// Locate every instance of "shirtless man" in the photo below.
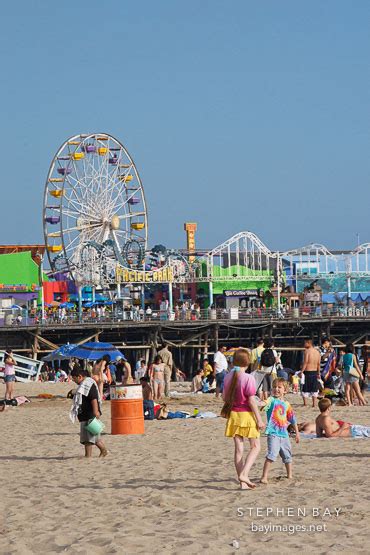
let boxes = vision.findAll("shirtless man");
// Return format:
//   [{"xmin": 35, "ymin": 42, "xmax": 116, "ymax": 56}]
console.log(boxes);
[
  {"xmin": 123, "ymin": 360, "xmax": 133, "ymax": 385},
  {"xmin": 140, "ymin": 376, "xmax": 153, "ymax": 400},
  {"xmin": 301, "ymin": 339, "xmax": 321, "ymax": 407},
  {"xmin": 316, "ymin": 398, "xmax": 370, "ymax": 438}
]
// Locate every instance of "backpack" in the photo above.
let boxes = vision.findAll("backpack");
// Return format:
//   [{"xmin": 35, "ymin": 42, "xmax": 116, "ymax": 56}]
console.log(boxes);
[{"xmin": 260, "ymin": 348, "xmax": 275, "ymax": 368}]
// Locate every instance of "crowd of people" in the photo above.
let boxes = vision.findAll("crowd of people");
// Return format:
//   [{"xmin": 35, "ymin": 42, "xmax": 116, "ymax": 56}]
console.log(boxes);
[{"xmin": 2, "ymin": 336, "xmax": 369, "ymax": 472}]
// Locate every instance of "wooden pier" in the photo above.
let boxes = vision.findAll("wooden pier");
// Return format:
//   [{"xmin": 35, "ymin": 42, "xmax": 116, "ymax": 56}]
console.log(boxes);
[{"xmin": 0, "ymin": 315, "xmax": 369, "ymax": 376}]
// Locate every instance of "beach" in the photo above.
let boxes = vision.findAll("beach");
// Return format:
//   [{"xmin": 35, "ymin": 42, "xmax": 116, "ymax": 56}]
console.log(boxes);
[{"xmin": 0, "ymin": 383, "xmax": 369, "ymax": 554}]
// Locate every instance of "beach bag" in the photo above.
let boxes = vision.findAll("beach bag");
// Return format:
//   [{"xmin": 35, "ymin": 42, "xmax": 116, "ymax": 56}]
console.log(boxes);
[
  {"xmin": 348, "ymin": 354, "xmax": 361, "ymax": 379},
  {"xmin": 260, "ymin": 348, "xmax": 275, "ymax": 368},
  {"xmin": 349, "ymin": 367, "xmax": 361, "ymax": 379}
]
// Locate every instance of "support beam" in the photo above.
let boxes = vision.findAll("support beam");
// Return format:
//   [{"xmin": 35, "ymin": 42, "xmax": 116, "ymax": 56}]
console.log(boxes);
[{"xmin": 27, "ymin": 332, "xmax": 59, "ymax": 350}]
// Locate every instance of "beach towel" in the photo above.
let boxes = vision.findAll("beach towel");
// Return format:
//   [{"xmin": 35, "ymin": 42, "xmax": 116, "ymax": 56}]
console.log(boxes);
[
  {"xmin": 69, "ymin": 377, "xmax": 102, "ymax": 423},
  {"xmin": 195, "ymin": 411, "xmax": 218, "ymax": 418},
  {"xmin": 15, "ymin": 396, "xmax": 30, "ymax": 405}
]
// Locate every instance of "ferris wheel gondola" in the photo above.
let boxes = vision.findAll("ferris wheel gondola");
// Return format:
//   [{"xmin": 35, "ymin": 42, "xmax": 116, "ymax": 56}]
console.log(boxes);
[{"xmin": 43, "ymin": 133, "xmax": 148, "ymax": 284}]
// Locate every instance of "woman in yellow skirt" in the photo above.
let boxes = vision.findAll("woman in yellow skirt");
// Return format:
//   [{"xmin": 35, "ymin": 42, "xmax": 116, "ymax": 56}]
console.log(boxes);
[{"xmin": 222, "ymin": 348, "xmax": 265, "ymax": 489}]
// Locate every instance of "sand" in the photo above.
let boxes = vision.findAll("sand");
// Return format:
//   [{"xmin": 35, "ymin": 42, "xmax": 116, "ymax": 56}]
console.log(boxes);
[{"xmin": 0, "ymin": 382, "xmax": 369, "ymax": 554}]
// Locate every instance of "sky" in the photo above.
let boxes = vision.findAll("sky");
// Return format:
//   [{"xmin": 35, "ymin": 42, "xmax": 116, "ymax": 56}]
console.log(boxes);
[{"xmin": 1, "ymin": 0, "xmax": 369, "ymax": 253}]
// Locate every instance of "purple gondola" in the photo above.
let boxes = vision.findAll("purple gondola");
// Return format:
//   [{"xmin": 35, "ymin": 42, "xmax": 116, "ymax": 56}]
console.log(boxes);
[
  {"xmin": 128, "ymin": 197, "xmax": 140, "ymax": 205},
  {"xmin": 57, "ymin": 167, "xmax": 72, "ymax": 175},
  {"xmin": 81, "ymin": 144, "xmax": 96, "ymax": 153},
  {"xmin": 45, "ymin": 216, "xmax": 60, "ymax": 224},
  {"xmin": 109, "ymin": 156, "xmax": 118, "ymax": 165}
]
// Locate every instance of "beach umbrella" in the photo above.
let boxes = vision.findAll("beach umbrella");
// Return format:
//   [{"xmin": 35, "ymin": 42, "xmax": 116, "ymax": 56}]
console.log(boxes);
[
  {"xmin": 69, "ymin": 342, "xmax": 125, "ymax": 361},
  {"xmin": 42, "ymin": 343, "xmax": 77, "ymax": 361}
]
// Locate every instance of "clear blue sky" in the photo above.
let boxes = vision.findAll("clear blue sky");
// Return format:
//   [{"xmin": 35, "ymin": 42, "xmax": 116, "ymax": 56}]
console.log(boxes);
[{"xmin": 1, "ymin": 0, "xmax": 369, "ymax": 252}]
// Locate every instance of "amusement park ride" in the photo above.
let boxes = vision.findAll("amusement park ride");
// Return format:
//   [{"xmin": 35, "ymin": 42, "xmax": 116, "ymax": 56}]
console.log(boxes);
[{"xmin": 43, "ymin": 132, "xmax": 370, "ymax": 311}]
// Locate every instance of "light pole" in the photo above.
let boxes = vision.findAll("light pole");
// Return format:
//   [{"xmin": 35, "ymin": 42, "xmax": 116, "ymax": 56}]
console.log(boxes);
[
  {"xmin": 38, "ymin": 252, "xmax": 46, "ymax": 322},
  {"xmin": 277, "ymin": 251, "xmax": 281, "ymax": 316}
]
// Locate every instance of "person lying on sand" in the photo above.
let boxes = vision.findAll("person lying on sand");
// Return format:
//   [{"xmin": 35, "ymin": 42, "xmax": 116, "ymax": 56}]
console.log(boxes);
[
  {"xmin": 288, "ymin": 419, "xmax": 350, "ymax": 435},
  {"xmin": 316, "ymin": 398, "xmax": 370, "ymax": 438}
]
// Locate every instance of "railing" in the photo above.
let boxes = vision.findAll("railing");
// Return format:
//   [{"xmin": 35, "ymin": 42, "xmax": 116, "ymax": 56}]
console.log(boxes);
[{"xmin": 1, "ymin": 305, "xmax": 369, "ymax": 328}]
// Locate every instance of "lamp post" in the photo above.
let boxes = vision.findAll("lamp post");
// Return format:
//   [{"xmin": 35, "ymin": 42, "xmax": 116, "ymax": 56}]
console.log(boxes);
[
  {"xmin": 277, "ymin": 252, "xmax": 281, "ymax": 316},
  {"xmin": 37, "ymin": 252, "xmax": 46, "ymax": 322}
]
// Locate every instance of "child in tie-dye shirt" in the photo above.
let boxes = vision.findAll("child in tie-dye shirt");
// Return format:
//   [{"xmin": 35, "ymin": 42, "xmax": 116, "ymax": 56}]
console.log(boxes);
[{"xmin": 260, "ymin": 378, "xmax": 299, "ymax": 483}]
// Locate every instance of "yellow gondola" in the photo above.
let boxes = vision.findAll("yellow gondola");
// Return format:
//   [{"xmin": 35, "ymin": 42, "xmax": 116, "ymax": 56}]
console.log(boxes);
[
  {"xmin": 49, "ymin": 178, "xmax": 64, "ymax": 183},
  {"xmin": 50, "ymin": 189, "xmax": 64, "ymax": 198},
  {"xmin": 119, "ymin": 174, "xmax": 133, "ymax": 181},
  {"xmin": 131, "ymin": 222, "xmax": 145, "ymax": 230},
  {"xmin": 47, "ymin": 245, "xmax": 63, "ymax": 253},
  {"xmin": 73, "ymin": 152, "xmax": 85, "ymax": 160},
  {"xmin": 98, "ymin": 147, "xmax": 108, "ymax": 155}
]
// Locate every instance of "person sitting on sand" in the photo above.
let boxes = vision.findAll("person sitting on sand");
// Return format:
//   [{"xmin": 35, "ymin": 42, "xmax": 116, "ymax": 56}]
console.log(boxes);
[
  {"xmin": 140, "ymin": 376, "xmax": 153, "ymax": 400},
  {"xmin": 260, "ymin": 378, "xmax": 299, "ymax": 484},
  {"xmin": 191, "ymin": 369, "xmax": 204, "ymax": 393},
  {"xmin": 202, "ymin": 358, "xmax": 213, "ymax": 378},
  {"xmin": 140, "ymin": 376, "xmax": 155, "ymax": 420},
  {"xmin": 222, "ymin": 348, "xmax": 265, "ymax": 490},
  {"xmin": 316, "ymin": 398, "xmax": 370, "ymax": 438},
  {"xmin": 175, "ymin": 368, "xmax": 186, "ymax": 382}
]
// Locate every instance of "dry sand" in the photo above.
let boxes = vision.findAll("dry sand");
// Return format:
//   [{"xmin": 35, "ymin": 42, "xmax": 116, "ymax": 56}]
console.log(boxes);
[{"xmin": 0, "ymin": 381, "xmax": 369, "ymax": 554}]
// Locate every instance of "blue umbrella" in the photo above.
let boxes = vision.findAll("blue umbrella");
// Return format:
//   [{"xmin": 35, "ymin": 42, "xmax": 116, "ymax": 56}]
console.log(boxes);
[
  {"xmin": 42, "ymin": 343, "xmax": 77, "ymax": 361},
  {"xmin": 69, "ymin": 342, "xmax": 125, "ymax": 361},
  {"xmin": 60, "ymin": 302, "xmax": 75, "ymax": 308}
]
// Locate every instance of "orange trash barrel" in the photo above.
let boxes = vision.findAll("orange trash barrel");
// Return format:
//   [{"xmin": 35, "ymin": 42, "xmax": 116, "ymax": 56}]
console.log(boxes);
[{"xmin": 110, "ymin": 384, "xmax": 144, "ymax": 435}]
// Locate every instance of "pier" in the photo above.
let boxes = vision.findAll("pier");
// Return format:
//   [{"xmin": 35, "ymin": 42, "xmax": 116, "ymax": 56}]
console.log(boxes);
[{"xmin": 1, "ymin": 313, "xmax": 369, "ymax": 376}]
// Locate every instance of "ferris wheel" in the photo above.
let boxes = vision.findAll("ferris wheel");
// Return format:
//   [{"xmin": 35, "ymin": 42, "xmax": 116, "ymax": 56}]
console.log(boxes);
[{"xmin": 43, "ymin": 133, "xmax": 148, "ymax": 284}]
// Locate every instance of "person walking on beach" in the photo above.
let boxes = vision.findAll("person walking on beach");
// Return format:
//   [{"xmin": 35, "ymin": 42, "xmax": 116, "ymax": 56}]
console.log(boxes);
[
  {"xmin": 342, "ymin": 344, "xmax": 366, "ymax": 406},
  {"xmin": 3, "ymin": 349, "xmax": 16, "ymax": 400},
  {"xmin": 256, "ymin": 338, "xmax": 279, "ymax": 400},
  {"xmin": 301, "ymin": 339, "xmax": 321, "ymax": 407},
  {"xmin": 70, "ymin": 366, "xmax": 108, "ymax": 458},
  {"xmin": 92, "ymin": 355, "xmax": 110, "ymax": 399},
  {"xmin": 250, "ymin": 338, "xmax": 264, "ymax": 372},
  {"xmin": 213, "ymin": 345, "xmax": 228, "ymax": 398},
  {"xmin": 260, "ymin": 378, "xmax": 299, "ymax": 484},
  {"xmin": 222, "ymin": 348, "xmax": 265, "ymax": 490},
  {"xmin": 158, "ymin": 344, "xmax": 173, "ymax": 397}
]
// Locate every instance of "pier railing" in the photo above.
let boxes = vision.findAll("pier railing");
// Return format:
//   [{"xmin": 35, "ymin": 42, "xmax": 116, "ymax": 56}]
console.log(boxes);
[{"xmin": 3, "ymin": 305, "xmax": 369, "ymax": 327}]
